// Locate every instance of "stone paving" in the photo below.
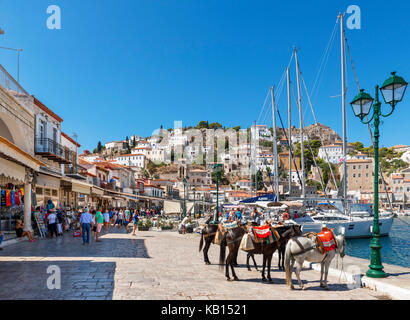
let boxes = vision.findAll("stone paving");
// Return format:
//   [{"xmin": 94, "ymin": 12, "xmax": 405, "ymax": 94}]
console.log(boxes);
[{"xmin": 0, "ymin": 227, "xmax": 386, "ymax": 300}]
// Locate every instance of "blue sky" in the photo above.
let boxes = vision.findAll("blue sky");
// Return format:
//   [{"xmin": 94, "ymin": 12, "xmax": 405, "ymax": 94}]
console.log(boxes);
[{"xmin": 0, "ymin": 0, "xmax": 409, "ymax": 152}]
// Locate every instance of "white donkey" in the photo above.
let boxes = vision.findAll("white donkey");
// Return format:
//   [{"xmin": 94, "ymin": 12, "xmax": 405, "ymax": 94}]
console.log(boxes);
[{"xmin": 284, "ymin": 229, "xmax": 346, "ymax": 290}]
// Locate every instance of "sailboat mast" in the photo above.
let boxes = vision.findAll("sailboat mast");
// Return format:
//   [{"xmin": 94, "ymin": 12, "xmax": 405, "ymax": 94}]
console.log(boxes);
[
  {"xmin": 295, "ymin": 48, "xmax": 305, "ymax": 198},
  {"xmin": 340, "ymin": 13, "xmax": 348, "ymax": 215},
  {"xmin": 287, "ymin": 67, "xmax": 292, "ymax": 197},
  {"xmin": 271, "ymin": 86, "xmax": 280, "ymax": 201}
]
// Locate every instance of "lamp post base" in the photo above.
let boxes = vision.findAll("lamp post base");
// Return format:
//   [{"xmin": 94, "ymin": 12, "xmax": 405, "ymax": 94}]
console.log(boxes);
[{"xmin": 366, "ymin": 268, "xmax": 387, "ymax": 278}]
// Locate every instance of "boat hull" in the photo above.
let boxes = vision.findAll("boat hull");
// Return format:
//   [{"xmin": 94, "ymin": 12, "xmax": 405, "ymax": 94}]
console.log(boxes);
[{"xmin": 297, "ymin": 216, "xmax": 394, "ymax": 239}]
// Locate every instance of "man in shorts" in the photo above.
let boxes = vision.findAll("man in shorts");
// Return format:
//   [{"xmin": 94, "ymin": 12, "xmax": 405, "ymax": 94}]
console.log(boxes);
[{"xmin": 95, "ymin": 208, "xmax": 104, "ymax": 242}]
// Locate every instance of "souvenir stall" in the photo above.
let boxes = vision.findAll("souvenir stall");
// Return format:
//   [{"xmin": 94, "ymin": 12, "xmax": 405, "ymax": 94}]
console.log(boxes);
[{"xmin": 0, "ymin": 175, "xmax": 25, "ymax": 234}]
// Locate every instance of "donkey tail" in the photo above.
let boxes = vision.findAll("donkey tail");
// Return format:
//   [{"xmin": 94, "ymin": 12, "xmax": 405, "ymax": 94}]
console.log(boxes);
[
  {"xmin": 284, "ymin": 240, "xmax": 293, "ymax": 287},
  {"xmin": 219, "ymin": 233, "xmax": 227, "ymax": 270},
  {"xmin": 199, "ymin": 228, "xmax": 205, "ymax": 252}
]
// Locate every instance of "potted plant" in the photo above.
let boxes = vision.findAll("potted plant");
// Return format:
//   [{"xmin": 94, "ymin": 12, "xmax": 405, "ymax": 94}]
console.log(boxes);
[
  {"xmin": 138, "ymin": 218, "xmax": 152, "ymax": 231},
  {"xmin": 160, "ymin": 220, "xmax": 174, "ymax": 231}
]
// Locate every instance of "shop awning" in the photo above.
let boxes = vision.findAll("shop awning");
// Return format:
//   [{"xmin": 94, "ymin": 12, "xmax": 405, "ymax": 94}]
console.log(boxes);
[
  {"xmin": 0, "ymin": 136, "xmax": 43, "ymax": 172},
  {"xmin": 72, "ymin": 182, "xmax": 91, "ymax": 195},
  {"xmin": 0, "ymin": 136, "xmax": 44, "ymax": 183},
  {"xmin": 91, "ymin": 187, "xmax": 104, "ymax": 196},
  {"xmin": 0, "ymin": 157, "xmax": 25, "ymax": 184}
]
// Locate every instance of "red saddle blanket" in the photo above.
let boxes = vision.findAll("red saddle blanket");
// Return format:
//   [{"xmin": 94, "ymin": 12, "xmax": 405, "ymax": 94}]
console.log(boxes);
[
  {"xmin": 253, "ymin": 224, "xmax": 271, "ymax": 239},
  {"xmin": 317, "ymin": 230, "xmax": 336, "ymax": 252}
]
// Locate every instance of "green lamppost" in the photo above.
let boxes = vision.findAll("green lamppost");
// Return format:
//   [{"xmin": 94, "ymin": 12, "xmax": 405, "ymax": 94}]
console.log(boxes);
[
  {"xmin": 213, "ymin": 164, "xmax": 222, "ymax": 223},
  {"xmin": 350, "ymin": 72, "xmax": 407, "ymax": 278},
  {"xmin": 182, "ymin": 177, "xmax": 187, "ymax": 218},
  {"xmin": 192, "ymin": 187, "xmax": 196, "ymax": 218}
]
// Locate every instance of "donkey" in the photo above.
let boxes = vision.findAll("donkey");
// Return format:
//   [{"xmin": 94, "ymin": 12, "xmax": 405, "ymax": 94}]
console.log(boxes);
[
  {"xmin": 245, "ymin": 224, "xmax": 302, "ymax": 282},
  {"xmin": 199, "ymin": 218, "xmax": 240, "ymax": 266},
  {"xmin": 284, "ymin": 232, "xmax": 346, "ymax": 290},
  {"xmin": 218, "ymin": 225, "xmax": 247, "ymax": 281}
]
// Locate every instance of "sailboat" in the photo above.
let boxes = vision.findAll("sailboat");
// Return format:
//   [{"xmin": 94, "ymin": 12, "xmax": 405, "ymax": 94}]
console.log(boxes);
[{"xmin": 270, "ymin": 12, "xmax": 395, "ymax": 238}]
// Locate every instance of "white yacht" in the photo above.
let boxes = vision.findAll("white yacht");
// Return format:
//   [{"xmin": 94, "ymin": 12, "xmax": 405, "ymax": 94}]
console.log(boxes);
[{"xmin": 284, "ymin": 202, "xmax": 394, "ymax": 238}]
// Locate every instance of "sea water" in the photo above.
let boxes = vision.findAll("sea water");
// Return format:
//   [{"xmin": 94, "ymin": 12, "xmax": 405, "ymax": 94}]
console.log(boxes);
[{"xmin": 345, "ymin": 216, "xmax": 410, "ymax": 268}]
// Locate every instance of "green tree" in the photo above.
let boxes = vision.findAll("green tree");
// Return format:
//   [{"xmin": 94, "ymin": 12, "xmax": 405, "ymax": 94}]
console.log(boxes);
[
  {"xmin": 212, "ymin": 167, "xmax": 229, "ymax": 185},
  {"xmin": 209, "ymin": 122, "xmax": 222, "ymax": 130},
  {"xmin": 295, "ymin": 140, "xmax": 321, "ymax": 173},
  {"xmin": 97, "ymin": 141, "xmax": 103, "ymax": 153},
  {"xmin": 251, "ymin": 170, "xmax": 264, "ymax": 191},
  {"xmin": 351, "ymin": 141, "xmax": 364, "ymax": 152},
  {"xmin": 197, "ymin": 121, "xmax": 209, "ymax": 129}
]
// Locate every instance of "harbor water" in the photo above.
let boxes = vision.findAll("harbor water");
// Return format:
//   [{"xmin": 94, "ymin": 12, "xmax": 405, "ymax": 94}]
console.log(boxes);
[{"xmin": 345, "ymin": 216, "xmax": 410, "ymax": 268}]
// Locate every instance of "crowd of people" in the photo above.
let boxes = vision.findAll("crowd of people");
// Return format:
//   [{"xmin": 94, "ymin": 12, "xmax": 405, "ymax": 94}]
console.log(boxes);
[{"xmin": 10, "ymin": 205, "xmax": 165, "ymax": 245}]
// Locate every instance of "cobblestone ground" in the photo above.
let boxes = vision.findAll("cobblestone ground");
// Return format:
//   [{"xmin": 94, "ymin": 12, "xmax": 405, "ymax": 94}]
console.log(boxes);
[{"xmin": 0, "ymin": 227, "xmax": 384, "ymax": 300}]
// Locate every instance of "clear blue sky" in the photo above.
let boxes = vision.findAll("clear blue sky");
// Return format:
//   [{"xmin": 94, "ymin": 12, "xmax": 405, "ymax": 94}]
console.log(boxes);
[{"xmin": 1, "ymin": 0, "xmax": 409, "ymax": 152}]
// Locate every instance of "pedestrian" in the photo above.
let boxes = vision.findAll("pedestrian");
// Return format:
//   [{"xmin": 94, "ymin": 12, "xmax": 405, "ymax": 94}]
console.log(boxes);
[
  {"xmin": 236, "ymin": 208, "xmax": 243, "ymax": 222},
  {"xmin": 79, "ymin": 208, "xmax": 93, "ymax": 245},
  {"xmin": 132, "ymin": 209, "xmax": 139, "ymax": 236},
  {"xmin": 91, "ymin": 210, "xmax": 97, "ymax": 236},
  {"xmin": 56, "ymin": 210, "xmax": 64, "ymax": 236},
  {"xmin": 95, "ymin": 208, "xmax": 104, "ymax": 242},
  {"xmin": 118, "ymin": 209, "xmax": 124, "ymax": 227},
  {"xmin": 124, "ymin": 207, "xmax": 131, "ymax": 232},
  {"xmin": 103, "ymin": 208, "xmax": 110, "ymax": 232},
  {"xmin": 47, "ymin": 209, "xmax": 58, "ymax": 238},
  {"xmin": 111, "ymin": 210, "xmax": 118, "ymax": 227}
]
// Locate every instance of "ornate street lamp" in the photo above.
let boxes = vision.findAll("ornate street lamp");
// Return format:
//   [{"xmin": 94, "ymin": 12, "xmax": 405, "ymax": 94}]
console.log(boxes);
[
  {"xmin": 213, "ymin": 164, "xmax": 223, "ymax": 223},
  {"xmin": 350, "ymin": 72, "xmax": 407, "ymax": 278},
  {"xmin": 192, "ymin": 186, "xmax": 196, "ymax": 218},
  {"xmin": 182, "ymin": 177, "xmax": 187, "ymax": 218}
]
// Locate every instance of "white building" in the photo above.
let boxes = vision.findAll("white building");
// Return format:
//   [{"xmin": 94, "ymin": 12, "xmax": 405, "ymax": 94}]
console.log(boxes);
[
  {"xmin": 318, "ymin": 144, "xmax": 344, "ymax": 164},
  {"xmin": 401, "ymin": 151, "xmax": 410, "ymax": 164},
  {"xmin": 251, "ymin": 124, "xmax": 271, "ymax": 141},
  {"xmin": 115, "ymin": 153, "xmax": 146, "ymax": 168},
  {"xmin": 105, "ymin": 140, "xmax": 125, "ymax": 151}
]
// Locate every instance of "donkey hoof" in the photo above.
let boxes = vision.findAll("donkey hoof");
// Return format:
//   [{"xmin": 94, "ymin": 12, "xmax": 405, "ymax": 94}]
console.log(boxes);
[
  {"xmin": 233, "ymin": 277, "xmax": 239, "ymax": 281},
  {"xmin": 262, "ymin": 278, "xmax": 267, "ymax": 282},
  {"xmin": 302, "ymin": 286, "xmax": 307, "ymax": 291},
  {"xmin": 205, "ymin": 262, "xmax": 211, "ymax": 265},
  {"xmin": 247, "ymin": 268, "xmax": 251, "ymax": 271},
  {"xmin": 290, "ymin": 285, "xmax": 295, "ymax": 290},
  {"xmin": 233, "ymin": 264, "xmax": 239, "ymax": 267}
]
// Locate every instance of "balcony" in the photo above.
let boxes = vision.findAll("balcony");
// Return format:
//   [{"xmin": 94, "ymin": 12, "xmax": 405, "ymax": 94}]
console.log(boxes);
[
  {"xmin": 35, "ymin": 137, "xmax": 73, "ymax": 164},
  {"xmin": 65, "ymin": 164, "xmax": 87, "ymax": 180}
]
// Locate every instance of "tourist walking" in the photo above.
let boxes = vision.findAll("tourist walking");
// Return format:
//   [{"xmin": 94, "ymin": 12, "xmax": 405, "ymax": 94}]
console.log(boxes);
[
  {"xmin": 80, "ymin": 208, "xmax": 93, "ymax": 245},
  {"xmin": 111, "ymin": 210, "xmax": 118, "ymax": 227},
  {"xmin": 118, "ymin": 209, "xmax": 124, "ymax": 227},
  {"xmin": 56, "ymin": 210, "xmax": 64, "ymax": 236},
  {"xmin": 47, "ymin": 209, "xmax": 58, "ymax": 238},
  {"xmin": 91, "ymin": 210, "xmax": 97, "ymax": 237},
  {"xmin": 103, "ymin": 209, "xmax": 110, "ymax": 232},
  {"xmin": 95, "ymin": 208, "xmax": 104, "ymax": 242},
  {"xmin": 132, "ymin": 209, "xmax": 139, "ymax": 236},
  {"xmin": 124, "ymin": 207, "xmax": 130, "ymax": 232}
]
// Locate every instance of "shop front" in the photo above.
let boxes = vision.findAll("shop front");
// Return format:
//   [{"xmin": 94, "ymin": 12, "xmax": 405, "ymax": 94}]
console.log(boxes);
[
  {"xmin": 60, "ymin": 177, "xmax": 92, "ymax": 210},
  {"xmin": 35, "ymin": 172, "xmax": 61, "ymax": 209},
  {"xmin": 0, "ymin": 136, "xmax": 43, "ymax": 235}
]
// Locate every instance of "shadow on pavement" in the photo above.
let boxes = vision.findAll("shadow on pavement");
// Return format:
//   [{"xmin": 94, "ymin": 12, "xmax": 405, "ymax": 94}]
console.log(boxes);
[
  {"xmin": 0, "ymin": 230, "xmax": 150, "ymax": 259},
  {"xmin": 0, "ymin": 260, "xmax": 116, "ymax": 300}
]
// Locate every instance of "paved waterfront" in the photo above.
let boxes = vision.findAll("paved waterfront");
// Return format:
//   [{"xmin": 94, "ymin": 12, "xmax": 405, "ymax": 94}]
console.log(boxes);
[{"xmin": 0, "ymin": 228, "xmax": 386, "ymax": 300}]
